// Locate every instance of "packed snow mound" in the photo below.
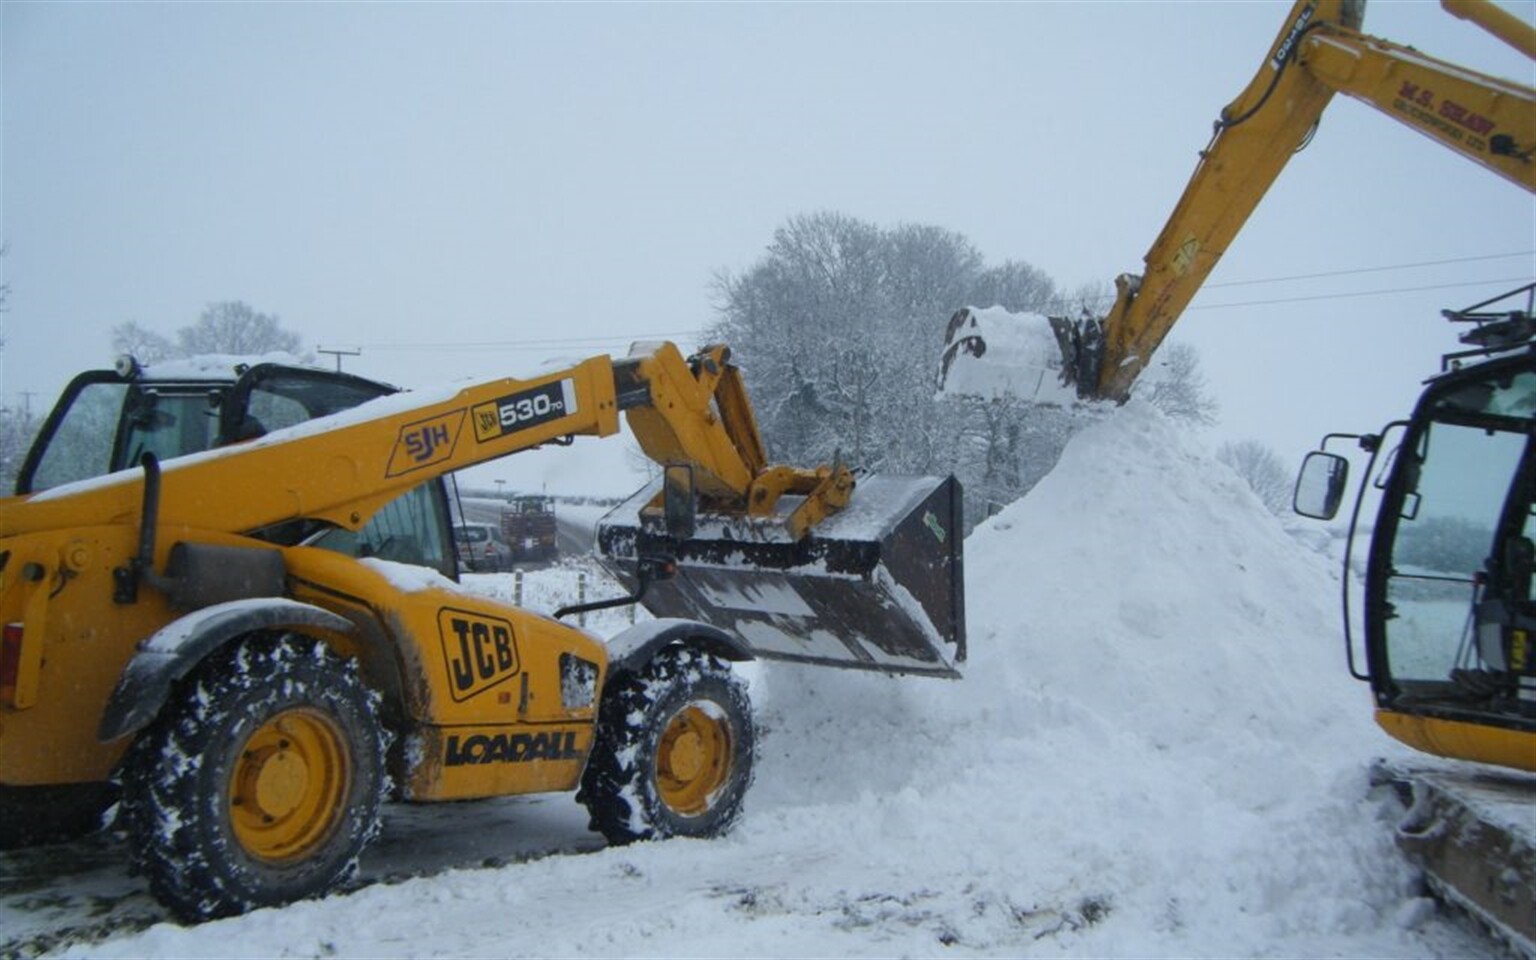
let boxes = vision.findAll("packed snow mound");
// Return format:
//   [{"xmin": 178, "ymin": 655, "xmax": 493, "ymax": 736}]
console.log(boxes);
[
  {"xmin": 62, "ymin": 404, "xmax": 1476, "ymax": 959},
  {"xmin": 744, "ymin": 401, "xmax": 1435, "ymax": 955},
  {"xmin": 961, "ymin": 399, "xmax": 1355, "ymax": 758}
]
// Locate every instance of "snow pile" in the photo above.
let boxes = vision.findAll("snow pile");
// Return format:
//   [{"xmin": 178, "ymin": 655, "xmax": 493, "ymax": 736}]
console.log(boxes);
[
  {"xmin": 59, "ymin": 403, "xmax": 1479, "ymax": 958},
  {"xmin": 743, "ymin": 401, "xmax": 1434, "ymax": 955}
]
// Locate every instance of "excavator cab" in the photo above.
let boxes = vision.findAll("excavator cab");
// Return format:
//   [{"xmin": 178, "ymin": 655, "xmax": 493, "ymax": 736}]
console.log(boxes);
[
  {"xmin": 1297, "ymin": 285, "xmax": 1536, "ymax": 773},
  {"xmin": 1368, "ymin": 356, "xmax": 1536, "ymax": 748},
  {"xmin": 1298, "ymin": 311, "xmax": 1536, "ymax": 948}
]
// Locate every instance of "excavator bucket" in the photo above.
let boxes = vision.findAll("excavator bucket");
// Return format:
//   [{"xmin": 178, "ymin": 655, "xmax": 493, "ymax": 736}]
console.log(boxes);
[
  {"xmin": 938, "ymin": 306, "xmax": 1088, "ymax": 404},
  {"xmin": 596, "ymin": 474, "xmax": 965, "ymax": 678}
]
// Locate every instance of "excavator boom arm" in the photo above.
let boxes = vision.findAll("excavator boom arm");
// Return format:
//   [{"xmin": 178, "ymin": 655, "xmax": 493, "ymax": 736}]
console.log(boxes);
[
  {"xmin": 1063, "ymin": 0, "xmax": 1534, "ymax": 402},
  {"xmin": 1088, "ymin": 0, "xmax": 1361, "ymax": 401},
  {"xmin": 1304, "ymin": 10, "xmax": 1536, "ymax": 193}
]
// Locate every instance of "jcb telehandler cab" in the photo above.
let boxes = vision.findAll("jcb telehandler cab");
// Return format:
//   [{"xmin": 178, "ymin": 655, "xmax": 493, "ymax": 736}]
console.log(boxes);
[{"xmin": 1296, "ymin": 284, "xmax": 1536, "ymax": 773}]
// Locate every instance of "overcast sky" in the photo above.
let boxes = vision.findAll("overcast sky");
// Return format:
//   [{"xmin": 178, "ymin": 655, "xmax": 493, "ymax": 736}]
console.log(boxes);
[{"xmin": 3, "ymin": 0, "xmax": 1533, "ymax": 493}]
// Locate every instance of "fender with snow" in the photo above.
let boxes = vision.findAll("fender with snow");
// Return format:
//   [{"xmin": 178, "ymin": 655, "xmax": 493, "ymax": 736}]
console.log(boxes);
[
  {"xmin": 603, "ymin": 617, "xmax": 753, "ymax": 680},
  {"xmin": 97, "ymin": 598, "xmax": 355, "ymax": 743}
]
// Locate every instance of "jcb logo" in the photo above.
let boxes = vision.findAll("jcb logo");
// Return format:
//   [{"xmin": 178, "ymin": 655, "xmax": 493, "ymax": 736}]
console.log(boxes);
[
  {"xmin": 472, "ymin": 405, "xmax": 501, "ymax": 440},
  {"xmin": 438, "ymin": 609, "xmax": 519, "ymax": 701},
  {"xmin": 386, "ymin": 411, "xmax": 465, "ymax": 477}
]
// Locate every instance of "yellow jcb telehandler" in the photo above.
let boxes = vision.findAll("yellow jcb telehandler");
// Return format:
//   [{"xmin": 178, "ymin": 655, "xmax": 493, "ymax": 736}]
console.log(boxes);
[{"xmin": 0, "ymin": 343, "xmax": 964, "ymax": 919}]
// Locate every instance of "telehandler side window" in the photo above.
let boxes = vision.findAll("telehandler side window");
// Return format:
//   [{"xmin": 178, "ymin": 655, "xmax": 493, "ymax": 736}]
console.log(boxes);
[
  {"xmin": 20, "ymin": 379, "xmax": 226, "ymax": 495},
  {"xmin": 223, "ymin": 365, "xmax": 395, "ymax": 445},
  {"xmin": 311, "ymin": 480, "xmax": 458, "ymax": 580},
  {"xmin": 22, "ymin": 379, "xmax": 128, "ymax": 494},
  {"xmin": 117, "ymin": 389, "xmax": 223, "ymax": 472}
]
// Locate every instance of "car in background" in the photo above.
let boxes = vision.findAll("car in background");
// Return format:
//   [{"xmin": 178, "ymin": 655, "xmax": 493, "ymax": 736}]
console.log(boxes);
[{"xmin": 455, "ymin": 522, "xmax": 514, "ymax": 573}]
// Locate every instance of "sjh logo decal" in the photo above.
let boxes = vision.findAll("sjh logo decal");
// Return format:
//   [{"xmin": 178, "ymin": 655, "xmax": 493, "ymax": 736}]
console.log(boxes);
[{"xmin": 386, "ymin": 410, "xmax": 466, "ymax": 477}]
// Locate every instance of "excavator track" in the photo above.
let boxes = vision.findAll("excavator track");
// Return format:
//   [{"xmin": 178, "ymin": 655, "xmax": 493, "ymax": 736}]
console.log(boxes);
[{"xmin": 1372, "ymin": 758, "xmax": 1536, "ymax": 959}]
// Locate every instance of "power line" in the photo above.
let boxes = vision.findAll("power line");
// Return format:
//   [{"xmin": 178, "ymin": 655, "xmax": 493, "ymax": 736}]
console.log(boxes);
[
  {"xmin": 1203, "ymin": 251, "xmax": 1534, "ymax": 289},
  {"xmin": 1190, "ymin": 277, "xmax": 1534, "ymax": 311},
  {"xmin": 1051, "ymin": 253, "xmax": 1533, "ymax": 313},
  {"xmin": 324, "ymin": 252, "xmax": 1535, "ymax": 351}
]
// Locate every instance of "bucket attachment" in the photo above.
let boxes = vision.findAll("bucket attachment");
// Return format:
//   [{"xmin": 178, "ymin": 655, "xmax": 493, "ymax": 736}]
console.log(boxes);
[
  {"xmin": 939, "ymin": 306, "xmax": 1091, "ymax": 405},
  {"xmin": 596, "ymin": 474, "xmax": 965, "ymax": 678}
]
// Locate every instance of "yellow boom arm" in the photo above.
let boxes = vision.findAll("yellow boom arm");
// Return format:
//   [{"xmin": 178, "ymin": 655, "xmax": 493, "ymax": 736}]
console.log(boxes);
[
  {"xmin": 4, "ymin": 342, "xmax": 852, "ymax": 543},
  {"xmin": 1073, "ymin": 0, "xmax": 1536, "ymax": 401}
]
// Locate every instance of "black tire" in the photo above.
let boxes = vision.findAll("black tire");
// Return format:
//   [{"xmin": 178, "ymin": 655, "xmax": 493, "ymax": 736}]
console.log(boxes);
[
  {"xmin": 122, "ymin": 634, "xmax": 386, "ymax": 920},
  {"xmin": 578, "ymin": 646, "xmax": 754, "ymax": 845}
]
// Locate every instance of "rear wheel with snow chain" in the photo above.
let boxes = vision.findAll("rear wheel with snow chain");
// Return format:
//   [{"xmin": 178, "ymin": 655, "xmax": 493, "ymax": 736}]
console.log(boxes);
[
  {"xmin": 122, "ymin": 634, "xmax": 386, "ymax": 920},
  {"xmin": 578, "ymin": 646, "xmax": 754, "ymax": 845}
]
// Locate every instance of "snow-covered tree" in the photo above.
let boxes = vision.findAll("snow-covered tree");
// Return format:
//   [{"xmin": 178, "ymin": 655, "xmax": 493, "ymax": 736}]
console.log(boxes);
[
  {"xmin": 709, "ymin": 211, "xmax": 1065, "ymax": 527},
  {"xmin": 0, "ymin": 243, "xmax": 34, "ymax": 492},
  {"xmin": 1142, "ymin": 341, "xmax": 1218, "ymax": 426},
  {"xmin": 110, "ymin": 301, "xmax": 306, "ymax": 365},
  {"xmin": 110, "ymin": 320, "xmax": 178, "ymax": 363},
  {"xmin": 177, "ymin": 301, "xmax": 302, "ymax": 356},
  {"xmin": 1217, "ymin": 438, "xmax": 1291, "ymax": 514},
  {"xmin": 0, "ymin": 403, "xmax": 38, "ymax": 494}
]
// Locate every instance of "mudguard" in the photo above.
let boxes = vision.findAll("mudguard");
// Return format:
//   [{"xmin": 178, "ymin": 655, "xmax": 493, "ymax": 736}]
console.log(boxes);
[
  {"xmin": 97, "ymin": 598, "xmax": 355, "ymax": 743},
  {"xmin": 604, "ymin": 618, "xmax": 753, "ymax": 680}
]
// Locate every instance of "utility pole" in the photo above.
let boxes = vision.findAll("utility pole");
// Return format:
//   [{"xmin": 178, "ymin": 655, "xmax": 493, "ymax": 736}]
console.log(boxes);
[{"xmin": 316, "ymin": 346, "xmax": 362, "ymax": 372}]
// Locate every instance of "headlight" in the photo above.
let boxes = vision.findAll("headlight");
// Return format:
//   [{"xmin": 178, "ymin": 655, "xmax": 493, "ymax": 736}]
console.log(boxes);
[{"xmin": 559, "ymin": 653, "xmax": 599, "ymax": 711}]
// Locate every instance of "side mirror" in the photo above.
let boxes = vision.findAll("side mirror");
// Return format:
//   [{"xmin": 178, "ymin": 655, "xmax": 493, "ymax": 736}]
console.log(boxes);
[
  {"xmin": 1294, "ymin": 451, "xmax": 1349, "ymax": 520},
  {"xmin": 663, "ymin": 464, "xmax": 696, "ymax": 540}
]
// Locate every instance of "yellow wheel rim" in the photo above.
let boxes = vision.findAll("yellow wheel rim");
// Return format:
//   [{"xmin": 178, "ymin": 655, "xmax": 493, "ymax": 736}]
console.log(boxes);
[
  {"xmin": 228, "ymin": 708, "xmax": 351, "ymax": 863},
  {"xmin": 656, "ymin": 704, "xmax": 733, "ymax": 816}
]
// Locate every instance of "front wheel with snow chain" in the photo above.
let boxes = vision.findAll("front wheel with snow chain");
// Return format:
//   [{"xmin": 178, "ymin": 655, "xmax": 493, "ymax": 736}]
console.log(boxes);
[
  {"xmin": 578, "ymin": 646, "xmax": 755, "ymax": 845},
  {"xmin": 122, "ymin": 634, "xmax": 387, "ymax": 920}
]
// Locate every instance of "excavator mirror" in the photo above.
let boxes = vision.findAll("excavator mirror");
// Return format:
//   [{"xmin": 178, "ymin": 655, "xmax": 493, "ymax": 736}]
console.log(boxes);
[
  {"xmin": 1294, "ymin": 451, "xmax": 1349, "ymax": 520},
  {"xmin": 663, "ymin": 464, "xmax": 696, "ymax": 540}
]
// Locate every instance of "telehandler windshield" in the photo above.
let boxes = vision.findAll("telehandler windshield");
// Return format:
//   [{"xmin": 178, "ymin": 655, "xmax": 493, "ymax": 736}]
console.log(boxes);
[{"xmin": 15, "ymin": 361, "xmax": 395, "ymax": 496}]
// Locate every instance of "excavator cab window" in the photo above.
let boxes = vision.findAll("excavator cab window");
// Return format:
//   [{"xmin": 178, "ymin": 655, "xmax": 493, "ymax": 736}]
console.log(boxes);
[
  {"xmin": 1378, "ymin": 422, "xmax": 1521, "ymax": 683},
  {"xmin": 1372, "ymin": 355, "xmax": 1536, "ymax": 719}
]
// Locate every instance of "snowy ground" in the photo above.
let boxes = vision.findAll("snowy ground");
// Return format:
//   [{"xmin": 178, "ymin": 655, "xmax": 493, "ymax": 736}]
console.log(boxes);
[{"xmin": 6, "ymin": 403, "xmax": 1505, "ymax": 958}]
